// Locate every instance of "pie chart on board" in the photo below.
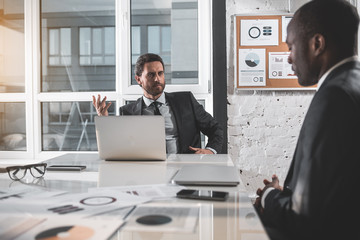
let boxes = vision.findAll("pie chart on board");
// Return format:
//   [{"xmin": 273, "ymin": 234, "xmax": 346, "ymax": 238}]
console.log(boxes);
[{"xmin": 245, "ymin": 52, "xmax": 260, "ymax": 67}]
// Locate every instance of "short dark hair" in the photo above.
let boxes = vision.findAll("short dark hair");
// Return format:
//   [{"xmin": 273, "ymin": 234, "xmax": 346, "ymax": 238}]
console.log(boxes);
[
  {"xmin": 135, "ymin": 53, "xmax": 165, "ymax": 77},
  {"xmin": 294, "ymin": 0, "xmax": 359, "ymax": 50}
]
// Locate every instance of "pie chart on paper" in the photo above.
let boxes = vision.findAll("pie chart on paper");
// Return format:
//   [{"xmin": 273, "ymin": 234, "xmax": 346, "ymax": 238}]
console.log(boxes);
[{"xmin": 245, "ymin": 52, "xmax": 260, "ymax": 67}]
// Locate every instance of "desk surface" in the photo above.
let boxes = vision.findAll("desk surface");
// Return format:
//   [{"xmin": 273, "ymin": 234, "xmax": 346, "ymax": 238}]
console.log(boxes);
[{"xmin": 0, "ymin": 153, "xmax": 269, "ymax": 240}]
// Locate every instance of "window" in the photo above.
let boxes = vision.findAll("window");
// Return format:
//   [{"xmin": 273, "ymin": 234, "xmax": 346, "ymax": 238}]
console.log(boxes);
[
  {"xmin": 48, "ymin": 28, "xmax": 71, "ymax": 66},
  {"xmin": 0, "ymin": 0, "xmax": 212, "ymax": 157},
  {"xmin": 0, "ymin": 0, "xmax": 28, "ymax": 157},
  {"xmin": 41, "ymin": 101, "xmax": 115, "ymax": 151},
  {"xmin": 79, "ymin": 27, "xmax": 115, "ymax": 66},
  {"xmin": 0, "ymin": 103, "xmax": 26, "ymax": 151},
  {"xmin": 128, "ymin": 0, "xmax": 205, "ymax": 88},
  {"xmin": 0, "ymin": 0, "xmax": 25, "ymax": 93},
  {"xmin": 131, "ymin": 25, "xmax": 171, "ymax": 84},
  {"xmin": 41, "ymin": 1, "xmax": 116, "ymax": 92}
]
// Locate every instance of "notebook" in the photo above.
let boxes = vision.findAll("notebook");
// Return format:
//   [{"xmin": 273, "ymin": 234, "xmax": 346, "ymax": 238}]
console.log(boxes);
[
  {"xmin": 94, "ymin": 116, "xmax": 166, "ymax": 161},
  {"xmin": 171, "ymin": 164, "xmax": 241, "ymax": 186}
]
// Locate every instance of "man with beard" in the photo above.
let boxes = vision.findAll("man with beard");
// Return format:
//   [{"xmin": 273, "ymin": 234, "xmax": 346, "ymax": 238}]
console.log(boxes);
[{"xmin": 93, "ymin": 53, "xmax": 223, "ymax": 154}]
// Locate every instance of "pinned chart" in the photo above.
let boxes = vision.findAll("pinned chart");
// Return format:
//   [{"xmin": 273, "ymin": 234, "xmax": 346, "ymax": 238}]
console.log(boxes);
[
  {"xmin": 235, "ymin": 14, "xmax": 317, "ymax": 90},
  {"xmin": 268, "ymin": 52, "xmax": 297, "ymax": 79},
  {"xmin": 238, "ymin": 49, "xmax": 266, "ymax": 86},
  {"xmin": 240, "ymin": 19, "xmax": 279, "ymax": 46}
]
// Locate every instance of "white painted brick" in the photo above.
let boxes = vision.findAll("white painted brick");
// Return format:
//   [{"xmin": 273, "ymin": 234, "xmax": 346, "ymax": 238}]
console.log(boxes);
[
  {"xmin": 227, "ymin": 104, "xmax": 240, "ymax": 116},
  {"xmin": 265, "ymin": 147, "xmax": 284, "ymax": 157},
  {"xmin": 242, "ymin": 128, "xmax": 264, "ymax": 140},
  {"xmin": 229, "ymin": 146, "xmax": 241, "ymax": 158},
  {"xmin": 226, "ymin": 0, "xmax": 312, "ymax": 178},
  {"xmin": 240, "ymin": 146, "xmax": 265, "ymax": 156},
  {"xmin": 228, "ymin": 125, "xmax": 243, "ymax": 136},
  {"xmin": 239, "ymin": 103, "xmax": 256, "ymax": 115},
  {"xmin": 285, "ymin": 117, "xmax": 302, "ymax": 127},
  {"xmin": 270, "ymin": 127, "xmax": 288, "ymax": 136},
  {"xmin": 288, "ymin": 128, "xmax": 301, "ymax": 137},
  {"xmin": 270, "ymin": 136, "xmax": 292, "ymax": 148},
  {"xmin": 228, "ymin": 116, "xmax": 247, "ymax": 126},
  {"xmin": 263, "ymin": 107, "xmax": 277, "ymax": 117},
  {"xmin": 265, "ymin": 118, "xmax": 280, "ymax": 126},
  {"xmin": 250, "ymin": 117, "xmax": 266, "ymax": 127}
]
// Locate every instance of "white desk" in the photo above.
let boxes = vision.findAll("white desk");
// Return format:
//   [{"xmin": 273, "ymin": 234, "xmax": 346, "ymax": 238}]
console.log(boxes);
[{"xmin": 0, "ymin": 153, "xmax": 269, "ymax": 240}]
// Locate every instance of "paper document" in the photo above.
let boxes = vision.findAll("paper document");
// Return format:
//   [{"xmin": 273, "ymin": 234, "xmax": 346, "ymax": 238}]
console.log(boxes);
[
  {"xmin": 14, "ymin": 215, "xmax": 123, "ymax": 240},
  {"xmin": 238, "ymin": 48, "xmax": 266, "ymax": 86},
  {"xmin": 0, "ymin": 189, "xmax": 150, "ymax": 218},
  {"xmin": 89, "ymin": 184, "xmax": 185, "ymax": 200},
  {"xmin": 123, "ymin": 203, "xmax": 199, "ymax": 233},
  {"xmin": 240, "ymin": 19, "xmax": 279, "ymax": 46},
  {"xmin": 268, "ymin": 52, "xmax": 297, "ymax": 79}
]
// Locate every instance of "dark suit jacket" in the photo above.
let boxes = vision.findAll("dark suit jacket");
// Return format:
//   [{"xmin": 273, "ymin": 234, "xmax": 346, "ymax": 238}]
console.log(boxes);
[
  {"xmin": 119, "ymin": 91, "xmax": 224, "ymax": 153},
  {"xmin": 261, "ymin": 61, "xmax": 360, "ymax": 240}
]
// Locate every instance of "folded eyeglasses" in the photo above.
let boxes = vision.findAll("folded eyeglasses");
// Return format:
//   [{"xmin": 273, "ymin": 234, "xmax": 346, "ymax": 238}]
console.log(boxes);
[{"xmin": 6, "ymin": 163, "xmax": 47, "ymax": 181}]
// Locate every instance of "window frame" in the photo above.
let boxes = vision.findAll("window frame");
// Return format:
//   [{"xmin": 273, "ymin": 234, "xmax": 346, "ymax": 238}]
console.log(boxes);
[
  {"xmin": 118, "ymin": 0, "xmax": 212, "ymax": 95},
  {"xmin": 0, "ymin": 0, "xmax": 213, "ymax": 159}
]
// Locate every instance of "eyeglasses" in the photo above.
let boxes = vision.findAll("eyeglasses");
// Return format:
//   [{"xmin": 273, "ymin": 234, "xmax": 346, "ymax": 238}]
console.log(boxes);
[
  {"xmin": 9, "ymin": 176, "xmax": 47, "ymax": 189},
  {"xmin": 6, "ymin": 163, "xmax": 47, "ymax": 181}
]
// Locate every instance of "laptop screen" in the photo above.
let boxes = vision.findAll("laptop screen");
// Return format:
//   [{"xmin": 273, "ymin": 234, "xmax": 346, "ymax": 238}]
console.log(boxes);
[{"xmin": 94, "ymin": 116, "xmax": 166, "ymax": 161}]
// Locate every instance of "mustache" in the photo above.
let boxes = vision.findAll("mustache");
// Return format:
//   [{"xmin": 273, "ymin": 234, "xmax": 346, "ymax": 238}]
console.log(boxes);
[{"xmin": 153, "ymin": 82, "xmax": 165, "ymax": 87}]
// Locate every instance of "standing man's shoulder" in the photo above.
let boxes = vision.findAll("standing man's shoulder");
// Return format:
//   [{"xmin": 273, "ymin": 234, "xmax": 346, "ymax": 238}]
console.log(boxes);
[{"xmin": 323, "ymin": 61, "xmax": 360, "ymax": 97}]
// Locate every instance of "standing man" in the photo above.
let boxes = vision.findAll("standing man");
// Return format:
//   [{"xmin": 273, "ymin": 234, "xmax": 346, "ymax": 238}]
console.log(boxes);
[
  {"xmin": 255, "ymin": 1, "xmax": 360, "ymax": 239},
  {"xmin": 93, "ymin": 53, "xmax": 223, "ymax": 154}
]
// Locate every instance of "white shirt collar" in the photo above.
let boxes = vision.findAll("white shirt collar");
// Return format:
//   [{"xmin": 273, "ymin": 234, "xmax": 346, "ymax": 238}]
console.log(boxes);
[
  {"xmin": 316, "ymin": 56, "xmax": 358, "ymax": 91},
  {"xmin": 142, "ymin": 92, "xmax": 166, "ymax": 107}
]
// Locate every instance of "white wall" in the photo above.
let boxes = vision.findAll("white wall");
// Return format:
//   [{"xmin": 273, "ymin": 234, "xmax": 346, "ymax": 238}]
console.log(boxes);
[{"xmin": 226, "ymin": 0, "xmax": 312, "ymax": 181}]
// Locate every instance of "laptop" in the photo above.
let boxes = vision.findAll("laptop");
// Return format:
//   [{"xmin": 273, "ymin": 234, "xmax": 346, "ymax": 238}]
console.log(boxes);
[
  {"xmin": 98, "ymin": 161, "xmax": 167, "ymax": 187},
  {"xmin": 171, "ymin": 164, "xmax": 241, "ymax": 186},
  {"xmin": 94, "ymin": 116, "xmax": 166, "ymax": 161}
]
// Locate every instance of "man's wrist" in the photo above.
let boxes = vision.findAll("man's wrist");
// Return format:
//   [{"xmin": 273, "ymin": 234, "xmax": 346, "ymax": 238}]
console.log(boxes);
[
  {"xmin": 261, "ymin": 187, "xmax": 275, "ymax": 208},
  {"xmin": 205, "ymin": 147, "xmax": 217, "ymax": 154}
]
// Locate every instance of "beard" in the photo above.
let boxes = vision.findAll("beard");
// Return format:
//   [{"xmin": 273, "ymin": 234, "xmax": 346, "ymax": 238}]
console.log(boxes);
[
  {"xmin": 142, "ymin": 82, "xmax": 165, "ymax": 97},
  {"xmin": 296, "ymin": 65, "xmax": 319, "ymax": 87}
]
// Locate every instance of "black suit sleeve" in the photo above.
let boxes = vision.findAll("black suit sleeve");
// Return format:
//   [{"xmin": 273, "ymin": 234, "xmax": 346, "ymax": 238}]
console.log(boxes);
[
  {"xmin": 189, "ymin": 93, "xmax": 224, "ymax": 153},
  {"xmin": 262, "ymin": 84, "xmax": 360, "ymax": 239}
]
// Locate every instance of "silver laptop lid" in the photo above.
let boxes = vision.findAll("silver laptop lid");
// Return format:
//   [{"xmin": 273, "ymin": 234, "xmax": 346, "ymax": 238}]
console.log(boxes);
[
  {"xmin": 172, "ymin": 165, "xmax": 240, "ymax": 186},
  {"xmin": 95, "ymin": 116, "xmax": 166, "ymax": 161}
]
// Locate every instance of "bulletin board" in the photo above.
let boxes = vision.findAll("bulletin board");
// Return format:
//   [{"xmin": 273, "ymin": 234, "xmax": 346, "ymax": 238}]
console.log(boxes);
[{"xmin": 235, "ymin": 14, "xmax": 316, "ymax": 90}]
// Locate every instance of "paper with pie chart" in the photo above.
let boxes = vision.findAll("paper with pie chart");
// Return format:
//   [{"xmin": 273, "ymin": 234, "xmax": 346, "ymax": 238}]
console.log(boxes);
[
  {"xmin": 238, "ymin": 48, "xmax": 266, "ymax": 86},
  {"xmin": 14, "ymin": 216, "xmax": 122, "ymax": 240},
  {"xmin": 240, "ymin": 19, "xmax": 279, "ymax": 46}
]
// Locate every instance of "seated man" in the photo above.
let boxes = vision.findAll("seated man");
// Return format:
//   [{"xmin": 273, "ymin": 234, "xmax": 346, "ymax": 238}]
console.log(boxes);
[{"xmin": 93, "ymin": 53, "xmax": 223, "ymax": 154}]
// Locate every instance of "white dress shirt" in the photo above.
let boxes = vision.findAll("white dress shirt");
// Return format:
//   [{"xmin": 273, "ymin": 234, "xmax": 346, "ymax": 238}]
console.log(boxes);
[{"xmin": 142, "ymin": 93, "xmax": 179, "ymax": 154}]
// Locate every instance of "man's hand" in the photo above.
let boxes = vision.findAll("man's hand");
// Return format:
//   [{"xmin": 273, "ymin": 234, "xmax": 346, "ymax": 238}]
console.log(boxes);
[
  {"xmin": 188, "ymin": 146, "xmax": 214, "ymax": 154},
  {"xmin": 254, "ymin": 174, "xmax": 283, "ymax": 213},
  {"xmin": 92, "ymin": 94, "xmax": 111, "ymax": 116}
]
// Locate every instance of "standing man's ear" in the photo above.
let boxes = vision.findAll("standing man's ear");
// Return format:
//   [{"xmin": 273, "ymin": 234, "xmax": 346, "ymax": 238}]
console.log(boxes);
[
  {"xmin": 135, "ymin": 75, "xmax": 142, "ymax": 87},
  {"xmin": 311, "ymin": 33, "xmax": 326, "ymax": 57}
]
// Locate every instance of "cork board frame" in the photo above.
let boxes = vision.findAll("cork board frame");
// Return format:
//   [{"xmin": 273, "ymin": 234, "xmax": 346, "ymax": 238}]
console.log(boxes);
[{"xmin": 234, "ymin": 14, "xmax": 316, "ymax": 90}]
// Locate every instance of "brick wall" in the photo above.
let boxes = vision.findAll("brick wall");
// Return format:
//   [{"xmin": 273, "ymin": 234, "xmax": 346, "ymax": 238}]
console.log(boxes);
[{"xmin": 226, "ymin": 0, "xmax": 312, "ymax": 181}]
